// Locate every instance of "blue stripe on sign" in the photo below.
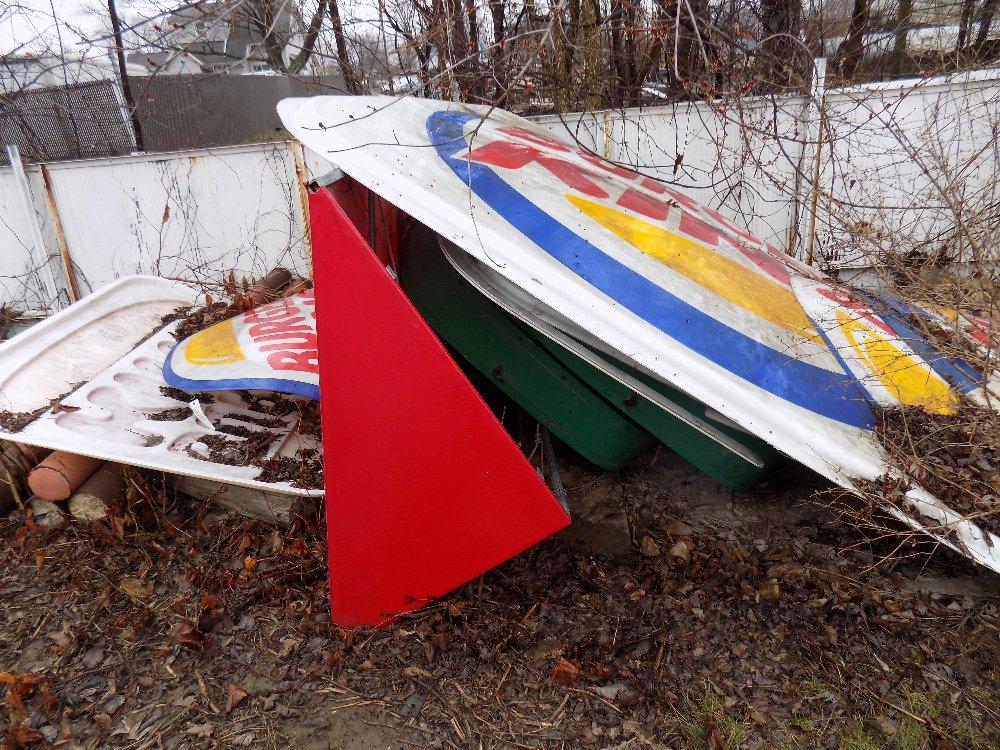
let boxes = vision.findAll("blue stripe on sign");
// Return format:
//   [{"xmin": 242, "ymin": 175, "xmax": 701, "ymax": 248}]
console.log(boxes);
[
  {"xmin": 427, "ymin": 109, "xmax": 874, "ymax": 429},
  {"xmin": 162, "ymin": 343, "xmax": 321, "ymax": 401}
]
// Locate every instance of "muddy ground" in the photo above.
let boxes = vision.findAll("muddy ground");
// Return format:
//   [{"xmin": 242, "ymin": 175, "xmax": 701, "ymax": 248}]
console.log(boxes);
[{"xmin": 1, "ymin": 449, "xmax": 997, "ymax": 749}]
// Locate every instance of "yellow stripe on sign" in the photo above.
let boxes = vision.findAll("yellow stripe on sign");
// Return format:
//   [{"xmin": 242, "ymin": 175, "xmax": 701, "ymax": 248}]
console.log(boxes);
[
  {"xmin": 183, "ymin": 318, "xmax": 246, "ymax": 366},
  {"xmin": 568, "ymin": 194, "xmax": 818, "ymax": 341},
  {"xmin": 836, "ymin": 310, "xmax": 956, "ymax": 414}
]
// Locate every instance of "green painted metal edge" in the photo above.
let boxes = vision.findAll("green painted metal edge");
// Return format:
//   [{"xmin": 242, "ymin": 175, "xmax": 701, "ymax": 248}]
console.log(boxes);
[
  {"xmin": 400, "ymin": 227, "xmax": 654, "ymax": 471},
  {"xmin": 536, "ymin": 338, "xmax": 780, "ymax": 490},
  {"xmin": 434, "ymin": 237, "xmax": 779, "ymax": 490}
]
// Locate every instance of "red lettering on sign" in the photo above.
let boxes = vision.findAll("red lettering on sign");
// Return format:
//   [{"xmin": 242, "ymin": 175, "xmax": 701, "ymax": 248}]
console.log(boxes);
[
  {"xmin": 678, "ymin": 211, "xmax": 721, "ymax": 246},
  {"xmin": 467, "ymin": 140, "xmax": 610, "ymax": 199},
  {"xmin": 577, "ymin": 151, "xmax": 644, "ymax": 182},
  {"xmin": 702, "ymin": 204, "xmax": 758, "ymax": 246},
  {"xmin": 258, "ymin": 333, "xmax": 318, "ymax": 352},
  {"xmin": 616, "ymin": 187, "xmax": 671, "ymax": 222},
  {"xmin": 674, "ymin": 211, "xmax": 791, "ymax": 286},
  {"xmin": 481, "ymin": 123, "xmax": 808, "ymax": 292},
  {"xmin": 267, "ymin": 350, "xmax": 319, "ymax": 373},
  {"xmin": 497, "ymin": 125, "xmax": 571, "ymax": 152},
  {"xmin": 499, "ymin": 124, "xmax": 657, "ymax": 186},
  {"xmin": 966, "ymin": 315, "xmax": 996, "ymax": 347},
  {"xmin": 659, "ymin": 185, "xmax": 699, "ymax": 211},
  {"xmin": 817, "ymin": 287, "xmax": 896, "ymax": 336},
  {"xmin": 640, "ymin": 177, "xmax": 668, "ymax": 194},
  {"xmin": 247, "ymin": 317, "xmax": 309, "ymax": 339},
  {"xmin": 244, "ymin": 298, "xmax": 297, "ymax": 323}
]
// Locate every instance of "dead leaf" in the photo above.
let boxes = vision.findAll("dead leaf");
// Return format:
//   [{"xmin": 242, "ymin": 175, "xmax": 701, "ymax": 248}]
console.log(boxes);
[
  {"xmin": 0, "ymin": 671, "xmax": 46, "ymax": 714},
  {"xmin": 186, "ymin": 722, "xmax": 213, "ymax": 738},
  {"xmin": 120, "ymin": 577, "xmax": 150, "ymax": 602},
  {"xmin": 81, "ymin": 647, "xmax": 104, "ymax": 668},
  {"xmin": 669, "ymin": 539, "xmax": 692, "ymax": 561},
  {"xmin": 549, "ymin": 658, "xmax": 580, "ymax": 687},
  {"xmin": 759, "ymin": 579, "xmax": 780, "ymax": 601},
  {"xmin": 592, "ymin": 683, "xmax": 626, "ymax": 700},
  {"xmin": 226, "ymin": 683, "xmax": 249, "ymax": 713},
  {"xmin": 640, "ymin": 536, "xmax": 661, "ymax": 557},
  {"xmin": 170, "ymin": 620, "xmax": 207, "ymax": 649},
  {"xmin": 6, "ymin": 719, "xmax": 42, "ymax": 746},
  {"xmin": 703, "ymin": 715, "xmax": 725, "ymax": 750}
]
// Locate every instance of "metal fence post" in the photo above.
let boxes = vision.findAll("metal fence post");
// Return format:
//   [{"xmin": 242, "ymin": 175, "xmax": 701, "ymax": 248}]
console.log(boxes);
[{"xmin": 804, "ymin": 57, "xmax": 828, "ymax": 267}]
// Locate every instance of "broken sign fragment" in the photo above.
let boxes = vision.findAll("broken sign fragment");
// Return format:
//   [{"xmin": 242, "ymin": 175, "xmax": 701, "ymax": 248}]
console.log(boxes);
[{"xmin": 164, "ymin": 292, "xmax": 319, "ymax": 400}]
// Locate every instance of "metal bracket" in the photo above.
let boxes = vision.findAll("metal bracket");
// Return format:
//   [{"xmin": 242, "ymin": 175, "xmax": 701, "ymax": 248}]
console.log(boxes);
[{"xmin": 307, "ymin": 167, "xmax": 346, "ymax": 192}]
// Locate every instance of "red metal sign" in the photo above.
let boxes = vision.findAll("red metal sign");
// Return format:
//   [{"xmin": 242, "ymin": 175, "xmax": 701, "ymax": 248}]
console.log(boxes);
[{"xmin": 309, "ymin": 187, "xmax": 570, "ymax": 627}]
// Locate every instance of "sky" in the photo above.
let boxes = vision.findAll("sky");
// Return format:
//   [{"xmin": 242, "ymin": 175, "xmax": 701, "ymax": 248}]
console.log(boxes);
[
  {"xmin": 2, "ymin": 0, "xmax": 379, "ymax": 55},
  {"xmin": 0, "ymin": 0, "xmax": 171, "ymax": 56},
  {"xmin": 1, "ymin": 0, "xmax": 97, "ymax": 55}
]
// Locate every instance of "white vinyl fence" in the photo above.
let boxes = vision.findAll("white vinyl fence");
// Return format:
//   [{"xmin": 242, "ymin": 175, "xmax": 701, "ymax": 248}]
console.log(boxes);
[
  {"xmin": 536, "ymin": 67, "xmax": 1000, "ymax": 279},
  {"xmin": 1, "ymin": 141, "xmax": 319, "ymax": 313},
  {"xmin": 2, "ymin": 68, "xmax": 999, "ymax": 311}
]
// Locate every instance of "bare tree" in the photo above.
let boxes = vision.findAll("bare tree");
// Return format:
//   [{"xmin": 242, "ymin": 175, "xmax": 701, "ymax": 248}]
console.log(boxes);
[
  {"xmin": 974, "ymin": 0, "xmax": 999, "ymax": 57},
  {"xmin": 242, "ymin": 0, "xmax": 328, "ymax": 74},
  {"xmin": 891, "ymin": 0, "xmax": 913, "ymax": 76},
  {"xmin": 760, "ymin": 0, "xmax": 803, "ymax": 85},
  {"xmin": 836, "ymin": 0, "xmax": 869, "ymax": 78},
  {"xmin": 328, "ymin": 0, "xmax": 361, "ymax": 91}
]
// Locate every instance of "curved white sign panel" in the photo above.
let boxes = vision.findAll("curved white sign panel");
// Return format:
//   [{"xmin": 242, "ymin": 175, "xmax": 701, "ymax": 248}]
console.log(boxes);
[{"xmin": 278, "ymin": 95, "xmax": 999, "ymax": 572}]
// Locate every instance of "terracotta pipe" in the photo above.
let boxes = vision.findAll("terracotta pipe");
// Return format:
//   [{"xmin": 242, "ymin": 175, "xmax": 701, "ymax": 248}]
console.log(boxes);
[
  {"xmin": 247, "ymin": 267, "xmax": 293, "ymax": 306},
  {"xmin": 28, "ymin": 451, "xmax": 102, "ymax": 501},
  {"xmin": 69, "ymin": 462, "xmax": 125, "ymax": 507}
]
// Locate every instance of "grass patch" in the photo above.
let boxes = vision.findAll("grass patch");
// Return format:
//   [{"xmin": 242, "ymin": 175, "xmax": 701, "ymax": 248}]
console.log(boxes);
[
  {"xmin": 683, "ymin": 689, "xmax": 754, "ymax": 749},
  {"xmin": 686, "ymin": 682, "xmax": 996, "ymax": 749}
]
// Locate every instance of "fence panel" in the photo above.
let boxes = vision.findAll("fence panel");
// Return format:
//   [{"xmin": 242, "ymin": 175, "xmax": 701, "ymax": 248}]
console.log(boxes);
[
  {"xmin": 0, "ymin": 80, "xmax": 135, "ymax": 164},
  {"xmin": 537, "ymin": 69, "xmax": 1000, "ymax": 271},
  {"xmin": 0, "ymin": 167, "xmax": 55, "ymax": 313},
  {"xmin": 44, "ymin": 142, "xmax": 310, "ymax": 297},
  {"xmin": 3, "ymin": 72, "xmax": 998, "ymax": 313},
  {"xmin": 815, "ymin": 71, "xmax": 1000, "ymax": 269}
]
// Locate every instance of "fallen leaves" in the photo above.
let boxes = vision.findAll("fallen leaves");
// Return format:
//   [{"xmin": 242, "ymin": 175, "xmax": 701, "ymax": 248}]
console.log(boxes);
[
  {"xmin": 548, "ymin": 658, "xmax": 580, "ymax": 687},
  {"xmin": 119, "ymin": 577, "xmax": 150, "ymax": 602},
  {"xmin": 703, "ymin": 715, "xmax": 725, "ymax": 750},
  {"xmin": 80, "ymin": 647, "xmax": 104, "ymax": 668},
  {"xmin": 639, "ymin": 536, "xmax": 660, "ymax": 557},
  {"xmin": 758, "ymin": 579, "xmax": 781, "ymax": 601},
  {"xmin": 186, "ymin": 722, "xmax": 213, "ymax": 739},
  {"xmin": 226, "ymin": 683, "xmax": 249, "ymax": 713},
  {"xmin": 875, "ymin": 402, "xmax": 1000, "ymax": 536},
  {"xmin": 0, "ymin": 452, "xmax": 996, "ymax": 750},
  {"xmin": 169, "ymin": 619, "xmax": 208, "ymax": 649},
  {"xmin": 668, "ymin": 539, "xmax": 692, "ymax": 562}
]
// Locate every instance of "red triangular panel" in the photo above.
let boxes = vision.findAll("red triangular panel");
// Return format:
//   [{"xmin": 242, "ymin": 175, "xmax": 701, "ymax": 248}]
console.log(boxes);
[{"xmin": 310, "ymin": 188, "xmax": 569, "ymax": 627}]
